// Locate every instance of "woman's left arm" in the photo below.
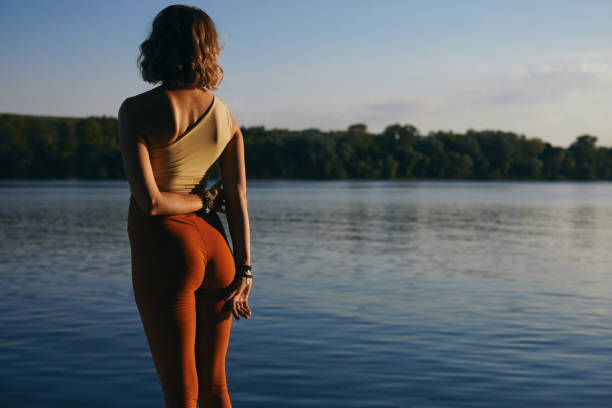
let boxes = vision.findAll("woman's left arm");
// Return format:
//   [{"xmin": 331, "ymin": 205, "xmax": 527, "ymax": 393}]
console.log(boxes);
[{"xmin": 118, "ymin": 97, "xmax": 204, "ymax": 216}]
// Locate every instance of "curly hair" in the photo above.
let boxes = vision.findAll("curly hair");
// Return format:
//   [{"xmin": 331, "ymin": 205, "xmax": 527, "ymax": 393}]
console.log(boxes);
[{"xmin": 137, "ymin": 4, "xmax": 224, "ymax": 90}]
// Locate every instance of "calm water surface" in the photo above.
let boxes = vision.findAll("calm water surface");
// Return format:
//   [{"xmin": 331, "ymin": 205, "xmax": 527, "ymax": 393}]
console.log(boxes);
[{"xmin": 1, "ymin": 180, "xmax": 612, "ymax": 407}]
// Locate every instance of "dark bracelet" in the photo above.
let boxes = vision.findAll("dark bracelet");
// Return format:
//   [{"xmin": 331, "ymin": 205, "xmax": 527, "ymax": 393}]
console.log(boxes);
[
  {"xmin": 235, "ymin": 264, "xmax": 252, "ymax": 271},
  {"xmin": 237, "ymin": 269, "xmax": 253, "ymax": 279}
]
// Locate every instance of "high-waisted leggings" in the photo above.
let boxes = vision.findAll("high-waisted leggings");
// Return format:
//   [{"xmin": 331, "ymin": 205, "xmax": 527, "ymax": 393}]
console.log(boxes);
[{"xmin": 127, "ymin": 195, "xmax": 236, "ymax": 408}]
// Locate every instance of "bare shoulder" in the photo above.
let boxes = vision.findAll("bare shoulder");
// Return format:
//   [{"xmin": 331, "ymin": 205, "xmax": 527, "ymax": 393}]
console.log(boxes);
[
  {"xmin": 119, "ymin": 88, "xmax": 158, "ymax": 116},
  {"xmin": 118, "ymin": 87, "xmax": 170, "ymax": 137}
]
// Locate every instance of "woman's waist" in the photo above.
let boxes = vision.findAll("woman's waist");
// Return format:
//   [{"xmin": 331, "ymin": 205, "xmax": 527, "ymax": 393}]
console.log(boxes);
[
  {"xmin": 153, "ymin": 172, "xmax": 210, "ymax": 194},
  {"xmin": 128, "ymin": 191, "xmax": 211, "ymax": 221},
  {"xmin": 127, "ymin": 194, "xmax": 227, "ymax": 242},
  {"xmin": 128, "ymin": 192, "xmax": 202, "ymax": 215},
  {"xmin": 127, "ymin": 194, "xmax": 199, "ymax": 235}
]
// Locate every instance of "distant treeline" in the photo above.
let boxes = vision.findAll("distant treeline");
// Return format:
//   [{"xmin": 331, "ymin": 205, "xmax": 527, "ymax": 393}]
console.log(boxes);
[{"xmin": 1, "ymin": 113, "xmax": 611, "ymax": 180}]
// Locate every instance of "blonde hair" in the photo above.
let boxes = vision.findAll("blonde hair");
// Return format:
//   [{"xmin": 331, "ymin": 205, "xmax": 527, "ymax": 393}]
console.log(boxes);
[{"xmin": 137, "ymin": 4, "xmax": 224, "ymax": 90}]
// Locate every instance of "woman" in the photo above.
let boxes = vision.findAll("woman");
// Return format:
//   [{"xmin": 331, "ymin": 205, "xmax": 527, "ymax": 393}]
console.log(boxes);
[{"xmin": 118, "ymin": 5, "xmax": 252, "ymax": 408}]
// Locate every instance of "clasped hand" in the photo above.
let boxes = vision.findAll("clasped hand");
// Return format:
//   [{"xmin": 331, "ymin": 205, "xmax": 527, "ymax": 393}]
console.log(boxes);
[{"xmin": 204, "ymin": 177, "xmax": 227, "ymax": 213}]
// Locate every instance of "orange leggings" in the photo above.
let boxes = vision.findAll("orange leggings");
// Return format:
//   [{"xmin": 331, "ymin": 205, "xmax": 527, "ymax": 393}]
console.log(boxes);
[{"xmin": 127, "ymin": 195, "xmax": 236, "ymax": 408}]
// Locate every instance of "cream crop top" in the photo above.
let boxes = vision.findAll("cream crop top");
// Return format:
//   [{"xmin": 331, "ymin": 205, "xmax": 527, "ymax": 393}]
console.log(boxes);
[{"xmin": 148, "ymin": 95, "xmax": 233, "ymax": 194}]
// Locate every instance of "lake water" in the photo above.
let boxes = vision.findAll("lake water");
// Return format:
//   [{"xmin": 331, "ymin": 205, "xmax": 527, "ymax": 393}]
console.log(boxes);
[{"xmin": 1, "ymin": 180, "xmax": 612, "ymax": 407}]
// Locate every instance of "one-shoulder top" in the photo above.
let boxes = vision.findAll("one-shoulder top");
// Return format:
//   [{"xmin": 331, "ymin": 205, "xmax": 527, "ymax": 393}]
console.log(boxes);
[{"xmin": 148, "ymin": 95, "xmax": 234, "ymax": 194}]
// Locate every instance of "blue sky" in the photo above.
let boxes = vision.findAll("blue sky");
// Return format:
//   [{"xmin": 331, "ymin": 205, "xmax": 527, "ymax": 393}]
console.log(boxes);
[{"xmin": 1, "ymin": 0, "xmax": 611, "ymax": 146}]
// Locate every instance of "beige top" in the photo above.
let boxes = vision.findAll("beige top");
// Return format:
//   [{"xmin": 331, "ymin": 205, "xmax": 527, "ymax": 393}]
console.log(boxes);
[{"xmin": 149, "ymin": 95, "xmax": 233, "ymax": 194}]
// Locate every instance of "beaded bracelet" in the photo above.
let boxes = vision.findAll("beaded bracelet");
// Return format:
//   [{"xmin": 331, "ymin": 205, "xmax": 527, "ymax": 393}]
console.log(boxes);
[{"xmin": 198, "ymin": 190, "xmax": 212, "ymax": 214}]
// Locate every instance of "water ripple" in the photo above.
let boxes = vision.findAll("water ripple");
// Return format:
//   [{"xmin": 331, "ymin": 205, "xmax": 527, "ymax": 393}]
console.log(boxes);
[{"xmin": 2, "ymin": 181, "xmax": 612, "ymax": 407}]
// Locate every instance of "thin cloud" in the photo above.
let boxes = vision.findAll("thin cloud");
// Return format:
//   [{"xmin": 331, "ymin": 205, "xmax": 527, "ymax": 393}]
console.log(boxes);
[
  {"xmin": 232, "ymin": 51, "xmax": 612, "ymax": 145},
  {"xmin": 487, "ymin": 57, "xmax": 612, "ymax": 105}
]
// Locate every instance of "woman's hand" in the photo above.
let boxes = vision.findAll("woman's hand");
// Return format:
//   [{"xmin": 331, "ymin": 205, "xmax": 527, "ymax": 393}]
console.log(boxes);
[
  {"xmin": 223, "ymin": 275, "xmax": 252, "ymax": 320},
  {"xmin": 206, "ymin": 178, "xmax": 227, "ymax": 213}
]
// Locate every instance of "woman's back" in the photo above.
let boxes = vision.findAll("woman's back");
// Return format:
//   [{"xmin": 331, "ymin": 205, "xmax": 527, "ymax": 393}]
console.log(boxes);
[{"xmin": 128, "ymin": 87, "xmax": 234, "ymax": 194}]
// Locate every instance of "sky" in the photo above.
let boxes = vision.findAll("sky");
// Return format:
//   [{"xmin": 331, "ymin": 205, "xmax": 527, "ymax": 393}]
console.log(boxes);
[{"xmin": 1, "ymin": 0, "xmax": 611, "ymax": 147}]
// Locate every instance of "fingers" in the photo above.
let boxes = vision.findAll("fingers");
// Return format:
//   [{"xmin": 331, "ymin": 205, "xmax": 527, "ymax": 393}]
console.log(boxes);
[
  {"xmin": 231, "ymin": 301, "xmax": 240, "ymax": 321},
  {"xmin": 235, "ymin": 300, "xmax": 251, "ymax": 320},
  {"xmin": 240, "ymin": 301, "xmax": 251, "ymax": 319},
  {"xmin": 209, "ymin": 186, "xmax": 226, "ymax": 213},
  {"xmin": 223, "ymin": 277, "xmax": 253, "ymax": 321},
  {"xmin": 226, "ymin": 298, "xmax": 250, "ymax": 320}
]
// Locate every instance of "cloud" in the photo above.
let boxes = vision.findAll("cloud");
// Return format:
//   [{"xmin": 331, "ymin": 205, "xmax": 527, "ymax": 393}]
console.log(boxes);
[
  {"xmin": 483, "ymin": 53, "xmax": 612, "ymax": 105},
  {"xmin": 231, "ymin": 50, "xmax": 612, "ymax": 145},
  {"xmin": 331, "ymin": 51, "xmax": 612, "ymax": 130}
]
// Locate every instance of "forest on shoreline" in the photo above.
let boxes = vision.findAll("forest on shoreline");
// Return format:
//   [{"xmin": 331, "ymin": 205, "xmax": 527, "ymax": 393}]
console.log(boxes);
[{"xmin": 1, "ymin": 113, "xmax": 611, "ymax": 181}]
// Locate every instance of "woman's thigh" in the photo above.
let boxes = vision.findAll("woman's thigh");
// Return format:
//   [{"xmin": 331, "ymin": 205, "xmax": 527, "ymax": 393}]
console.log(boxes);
[{"xmin": 193, "ymin": 214, "xmax": 236, "ymax": 403}]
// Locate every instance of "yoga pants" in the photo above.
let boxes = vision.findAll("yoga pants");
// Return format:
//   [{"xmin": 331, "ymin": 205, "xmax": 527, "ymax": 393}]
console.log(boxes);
[{"xmin": 127, "ymin": 195, "xmax": 236, "ymax": 408}]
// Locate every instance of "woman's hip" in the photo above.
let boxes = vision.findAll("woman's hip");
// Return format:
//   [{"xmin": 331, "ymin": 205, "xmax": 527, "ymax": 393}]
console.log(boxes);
[{"xmin": 127, "ymin": 196, "xmax": 235, "ymax": 291}]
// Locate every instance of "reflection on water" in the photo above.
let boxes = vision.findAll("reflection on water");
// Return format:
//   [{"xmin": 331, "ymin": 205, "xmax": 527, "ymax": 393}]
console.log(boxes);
[{"xmin": 1, "ymin": 180, "xmax": 612, "ymax": 407}]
